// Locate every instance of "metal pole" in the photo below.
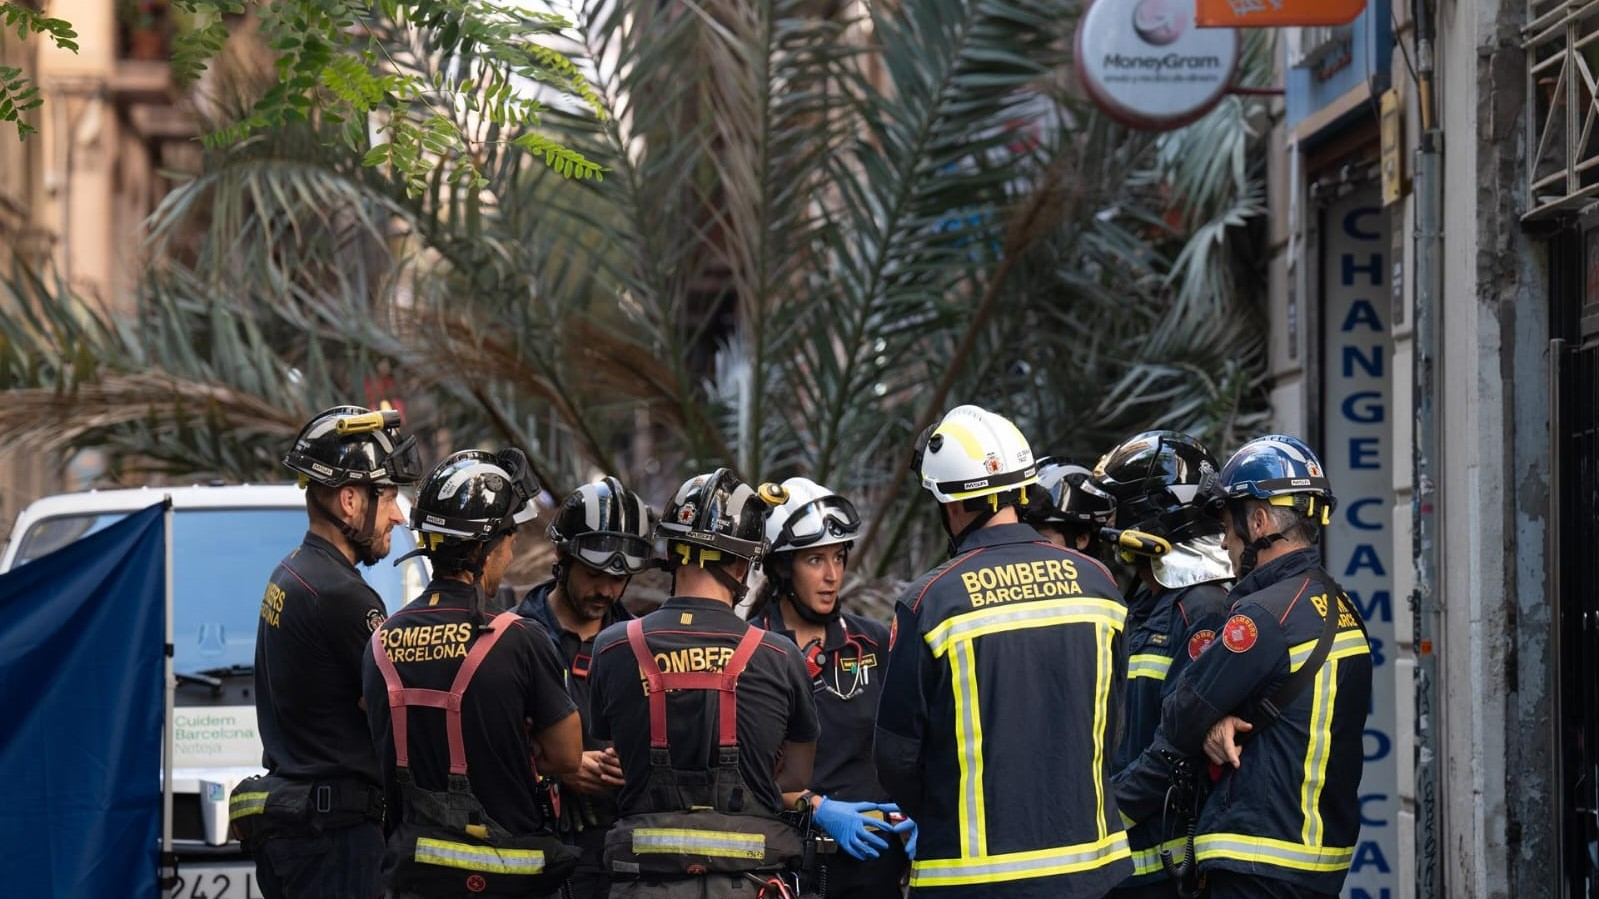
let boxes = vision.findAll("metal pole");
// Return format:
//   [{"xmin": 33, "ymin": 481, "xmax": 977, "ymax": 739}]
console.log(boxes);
[
  {"xmin": 1411, "ymin": 0, "xmax": 1443, "ymax": 894},
  {"xmin": 161, "ymin": 496, "xmax": 176, "ymax": 883}
]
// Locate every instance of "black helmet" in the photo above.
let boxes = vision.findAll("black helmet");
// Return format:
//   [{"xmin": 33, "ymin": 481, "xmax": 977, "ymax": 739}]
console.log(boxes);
[
  {"xmin": 1092, "ymin": 431, "xmax": 1222, "ymax": 546},
  {"xmin": 411, "ymin": 449, "xmax": 539, "ymax": 550},
  {"xmin": 549, "ymin": 477, "xmax": 656, "ymax": 576},
  {"xmin": 283, "ymin": 405, "xmax": 423, "ymax": 487},
  {"xmin": 1025, "ymin": 458, "xmax": 1115, "ymax": 528},
  {"xmin": 655, "ymin": 468, "xmax": 772, "ymax": 564}
]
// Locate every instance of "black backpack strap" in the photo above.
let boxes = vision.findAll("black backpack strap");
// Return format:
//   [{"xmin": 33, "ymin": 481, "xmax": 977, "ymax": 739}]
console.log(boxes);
[{"xmin": 1252, "ymin": 572, "xmax": 1360, "ymax": 726}]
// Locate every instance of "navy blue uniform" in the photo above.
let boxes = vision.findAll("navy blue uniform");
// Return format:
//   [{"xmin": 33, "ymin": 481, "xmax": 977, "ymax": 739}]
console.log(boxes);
[
  {"xmin": 516, "ymin": 580, "xmax": 633, "ymax": 899},
  {"xmin": 1160, "ymin": 548, "xmax": 1371, "ymax": 896},
  {"xmin": 253, "ymin": 531, "xmax": 389, "ymax": 899},
  {"xmin": 874, "ymin": 522, "xmax": 1134, "ymax": 899},
  {"xmin": 751, "ymin": 605, "xmax": 904, "ymax": 897},
  {"xmin": 1112, "ymin": 580, "xmax": 1230, "ymax": 892}
]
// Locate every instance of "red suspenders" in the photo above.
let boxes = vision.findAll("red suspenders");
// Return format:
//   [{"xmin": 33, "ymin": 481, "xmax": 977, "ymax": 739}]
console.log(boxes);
[{"xmin": 624, "ymin": 617, "xmax": 765, "ymax": 753}]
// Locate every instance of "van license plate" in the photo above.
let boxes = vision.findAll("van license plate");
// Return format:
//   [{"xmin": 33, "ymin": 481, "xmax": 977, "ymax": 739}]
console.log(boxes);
[{"xmin": 167, "ymin": 863, "xmax": 259, "ymax": 899}]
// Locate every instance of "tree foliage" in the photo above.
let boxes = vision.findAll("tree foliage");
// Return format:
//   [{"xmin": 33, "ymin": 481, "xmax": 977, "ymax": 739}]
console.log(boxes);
[
  {"xmin": 1, "ymin": 0, "xmax": 600, "ymax": 187},
  {"xmin": 0, "ymin": 0, "xmax": 1275, "ymax": 580}
]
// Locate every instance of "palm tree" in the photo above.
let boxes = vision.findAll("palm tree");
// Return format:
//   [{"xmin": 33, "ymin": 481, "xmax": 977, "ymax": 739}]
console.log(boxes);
[{"xmin": 0, "ymin": 0, "xmax": 1275, "ymax": 581}]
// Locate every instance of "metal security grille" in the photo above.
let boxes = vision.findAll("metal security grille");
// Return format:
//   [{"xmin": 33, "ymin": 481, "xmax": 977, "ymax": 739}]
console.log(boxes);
[
  {"xmin": 1526, "ymin": 0, "xmax": 1599, "ymax": 219},
  {"xmin": 1554, "ymin": 220, "xmax": 1599, "ymax": 897}
]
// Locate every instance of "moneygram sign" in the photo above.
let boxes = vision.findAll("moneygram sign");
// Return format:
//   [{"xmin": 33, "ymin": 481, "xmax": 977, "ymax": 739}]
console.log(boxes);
[{"xmin": 1075, "ymin": 0, "xmax": 1240, "ymax": 131}]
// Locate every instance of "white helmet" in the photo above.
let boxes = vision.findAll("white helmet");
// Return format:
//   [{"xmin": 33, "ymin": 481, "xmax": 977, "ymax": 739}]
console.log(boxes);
[
  {"xmin": 762, "ymin": 477, "xmax": 862, "ymax": 555},
  {"xmin": 915, "ymin": 405, "xmax": 1038, "ymax": 504}
]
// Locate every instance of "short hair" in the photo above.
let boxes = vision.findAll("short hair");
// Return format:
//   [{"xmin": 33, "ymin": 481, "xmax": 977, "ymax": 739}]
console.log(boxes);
[{"xmin": 1256, "ymin": 500, "xmax": 1319, "ymax": 547}]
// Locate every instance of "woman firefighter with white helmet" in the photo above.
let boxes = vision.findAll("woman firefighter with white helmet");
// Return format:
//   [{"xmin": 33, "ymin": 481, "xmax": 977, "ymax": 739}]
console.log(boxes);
[{"xmin": 746, "ymin": 477, "xmax": 915, "ymax": 898}]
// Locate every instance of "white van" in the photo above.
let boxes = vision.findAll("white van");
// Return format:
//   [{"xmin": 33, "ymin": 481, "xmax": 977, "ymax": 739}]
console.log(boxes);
[{"xmin": 0, "ymin": 483, "xmax": 429, "ymax": 899}]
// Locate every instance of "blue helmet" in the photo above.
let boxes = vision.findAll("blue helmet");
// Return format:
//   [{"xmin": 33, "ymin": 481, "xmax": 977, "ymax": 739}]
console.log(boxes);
[{"xmin": 1210, "ymin": 435, "xmax": 1335, "ymax": 524}]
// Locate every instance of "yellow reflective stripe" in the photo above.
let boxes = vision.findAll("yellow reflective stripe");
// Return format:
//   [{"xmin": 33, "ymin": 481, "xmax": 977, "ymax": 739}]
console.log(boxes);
[
  {"xmin": 1127, "ymin": 653, "xmax": 1171, "ymax": 680},
  {"xmin": 936, "ymin": 421, "xmax": 987, "ymax": 462},
  {"xmin": 632, "ymin": 828, "xmax": 765, "ymax": 859},
  {"xmin": 950, "ymin": 640, "xmax": 987, "ymax": 857},
  {"xmin": 1193, "ymin": 833, "xmax": 1354, "ymax": 872},
  {"xmin": 1130, "ymin": 836, "xmax": 1190, "ymax": 876},
  {"xmin": 228, "ymin": 792, "xmax": 268, "ymax": 821},
  {"xmin": 1118, "ymin": 809, "xmax": 1135, "ymax": 829},
  {"xmin": 414, "ymin": 837, "xmax": 545, "ymax": 874},
  {"xmin": 910, "ymin": 832, "xmax": 1132, "ymax": 887},
  {"xmin": 1300, "ymin": 660, "xmax": 1338, "ymax": 844},
  {"xmin": 1091, "ymin": 623, "xmax": 1112, "ymax": 841},
  {"xmin": 924, "ymin": 598, "xmax": 1127, "ymax": 657},
  {"xmin": 1288, "ymin": 630, "xmax": 1369, "ymax": 670}
]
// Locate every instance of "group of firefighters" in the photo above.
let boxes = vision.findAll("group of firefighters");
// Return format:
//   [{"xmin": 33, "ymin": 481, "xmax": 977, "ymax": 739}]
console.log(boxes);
[{"xmin": 230, "ymin": 401, "xmax": 1372, "ymax": 899}]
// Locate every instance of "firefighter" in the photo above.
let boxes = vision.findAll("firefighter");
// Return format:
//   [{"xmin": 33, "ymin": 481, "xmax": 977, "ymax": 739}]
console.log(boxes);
[
  {"xmin": 514, "ymin": 477, "xmax": 657, "ymax": 899},
  {"xmin": 875, "ymin": 404, "xmax": 1134, "ymax": 899},
  {"xmin": 586, "ymin": 469, "xmax": 820, "ymax": 899},
  {"xmin": 1158, "ymin": 435, "xmax": 1373, "ymax": 899},
  {"xmin": 746, "ymin": 477, "xmax": 913, "ymax": 898},
  {"xmin": 1090, "ymin": 431, "xmax": 1233, "ymax": 898},
  {"xmin": 364, "ymin": 448, "xmax": 585, "ymax": 898},
  {"xmin": 1021, "ymin": 457, "xmax": 1114, "ymax": 555},
  {"xmin": 247, "ymin": 405, "xmax": 423, "ymax": 899}
]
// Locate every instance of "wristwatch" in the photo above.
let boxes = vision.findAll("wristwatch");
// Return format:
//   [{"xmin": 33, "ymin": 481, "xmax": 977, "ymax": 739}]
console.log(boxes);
[{"xmin": 795, "ymin": 790, "xmax": 819, "ymax": 812}]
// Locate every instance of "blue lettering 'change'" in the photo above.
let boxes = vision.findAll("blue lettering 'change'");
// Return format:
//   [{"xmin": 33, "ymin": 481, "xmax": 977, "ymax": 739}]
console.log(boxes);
[
  {"xmin": 1350, "ymin": 890, "xmax": 1394, "ymax": 899},
  {"xmin": 1350, "ymin": 437, "xmax": 1382, "ymax": 468},
  {"xmin": 1343, "ymin": 345, "xmax": 1383, "ymax": 378},
  {"xmin": 1343, "ymin": 207, "xmax": 1382, "ymax": 240},
  {"xmin": 1341, "ymin": 298, "xmax": 1384, "ymax": 332},
  {"xmin": 1342, "ymin": 394, "xmax": 1385, "ymax": 425},
  {"xmin": 1342, "ymin": 254, "xmax": 1384, "ymax": 287}
]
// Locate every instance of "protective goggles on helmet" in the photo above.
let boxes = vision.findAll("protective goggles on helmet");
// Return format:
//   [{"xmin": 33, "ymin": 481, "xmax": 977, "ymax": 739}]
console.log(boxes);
[
  {"xmin": 775, "ymin": 495, "xmax": 861, "ymax": 550},
  {"xmin": 494, "ymin": 448, "xmax": 541, "ymax": 529},
  {"xmin": 568, "ymin": 531, "xmax": 656, "ymax": 576}
]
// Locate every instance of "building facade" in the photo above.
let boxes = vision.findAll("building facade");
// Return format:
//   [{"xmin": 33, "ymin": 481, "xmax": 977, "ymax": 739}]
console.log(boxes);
[{"xmin": 1269, "ymin": 0, "xmax": 1580, "ymax": 896}]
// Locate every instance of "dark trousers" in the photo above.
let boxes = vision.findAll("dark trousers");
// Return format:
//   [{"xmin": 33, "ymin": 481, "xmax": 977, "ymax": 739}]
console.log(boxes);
[
  {"xmin": 814, "ymin": 839, "xmax": 908, "ymax": 899},
  {"xmin": 562, "ymin": 825, "xmax": 612, "ymax": 899},
  {"xmin": 255, "ymin": 820, "xmax": 385, "ymax": 899},
  {"xmin": 1204, "ymin": 871, "xmax": 1337, "ymax": 899}
]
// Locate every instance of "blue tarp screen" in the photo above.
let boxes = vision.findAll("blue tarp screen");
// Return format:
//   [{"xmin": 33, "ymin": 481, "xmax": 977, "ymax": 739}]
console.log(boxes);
[{"xmin": 0, "ymin": 502, "xmax": 167, "ymax": 899}]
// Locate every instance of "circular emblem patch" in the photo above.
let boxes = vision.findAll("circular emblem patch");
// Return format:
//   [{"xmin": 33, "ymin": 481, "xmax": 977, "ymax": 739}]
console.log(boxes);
[
  {"xmin": 466, "ymin": 874, "xmax": 487, "ymax": 893},
  {"xmin": 888, "ymin": 616, "xmax": 899, "ymax": 650},
  {"xmin": 1222, "ymin": 614, "xmax": 1258, "ymax": 653},
  {"xmin": 1187, "ymin": 628, "xmax": 1216, "ymax": 661},
  {"xmin": 365, "ymin": 607, "xmax": 385, "ymax": 633}
]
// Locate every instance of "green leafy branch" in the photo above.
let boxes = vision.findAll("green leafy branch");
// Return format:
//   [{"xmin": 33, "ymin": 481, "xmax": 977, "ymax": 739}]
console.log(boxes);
[{"xmin": 0, "ymin": 3, "xmax": 77, "ymax": 139}]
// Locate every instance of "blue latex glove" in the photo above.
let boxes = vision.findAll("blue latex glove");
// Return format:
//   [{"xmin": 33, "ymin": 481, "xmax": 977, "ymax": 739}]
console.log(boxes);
[
  {"xmin": 892, "ymin": 815, "xmax": 918, "ymax": 860},
  {"xmin": 812, "ymin": 797, "xmax": 897, "ymax": 860}
]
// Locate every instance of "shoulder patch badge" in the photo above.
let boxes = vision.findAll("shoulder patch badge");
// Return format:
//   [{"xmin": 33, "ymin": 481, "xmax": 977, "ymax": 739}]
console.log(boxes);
[
  {"xmin": 366, "ymin": 607, "xmax": 386, "ymax": 633},
  {"xmin": 889, "ymin": 616, "xmax": 899, "ymax": 650},
  {"xmin": 1222, "ymin": 614, "xmax": 1258, "ymax": 653},
  {"xmin": 1187, "ymin": 628, "xmax": 1216, "ymax": 660}
]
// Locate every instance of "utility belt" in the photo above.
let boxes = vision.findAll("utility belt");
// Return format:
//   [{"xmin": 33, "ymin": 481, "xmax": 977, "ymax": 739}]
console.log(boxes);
[
  {"xmin": 605, "ymin": 808, "xmax": 805, "ymax": 879},
  {"xmin": 228, "ymin": 775, "xmax": 383, "ymax": 849},
  {"xmin": 383, "ymin": 773, "xmax": 577, "ymax": 899}
]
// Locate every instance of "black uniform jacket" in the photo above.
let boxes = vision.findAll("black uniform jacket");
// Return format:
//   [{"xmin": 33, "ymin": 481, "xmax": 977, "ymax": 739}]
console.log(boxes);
[
  {"xmin": 587, "ymin": 596, "xmax": 820, "ymax": 817},
  {"xmin": 1113, "ymin": 579, "xmax": 1230, "ymax": 886},
  {"xmin": 255, "ymin": 531, "xmax": 388, "ymax": 786},
  {"xmin": 363, "ymin": 579, "xmax": 577, "ymax": 835},
  {"xmin": 874, "ymin": 522, "xmax": 1134, "ymax": 899},
  {"xmin": 516, "ymin": 580, "xmax": 633, "ymax": 830},
  {"xmin": 748, "ymin": 604, "xmax": 892, "ymax": 803},
  {"xmin": 1160, "ymin": 547, "xmax": 1373, "ymax": 895}
]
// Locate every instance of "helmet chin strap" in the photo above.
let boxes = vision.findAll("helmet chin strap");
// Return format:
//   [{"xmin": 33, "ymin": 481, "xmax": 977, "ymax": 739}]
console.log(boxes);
[
  {"xmin": 709, "ymin": 564, "xmax": 750, "ymax": 605},
  {"xmin": 1231, "ymin": 505, "xmax": 1288, "ymax": 576},
  {"xmin": 788, "ymin": 590, "xmax": 842, "ymax": 626}
]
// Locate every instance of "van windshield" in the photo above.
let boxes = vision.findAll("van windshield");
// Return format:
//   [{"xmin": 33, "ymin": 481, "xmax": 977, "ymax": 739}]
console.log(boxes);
[{"xmin": 14, "ymin": 508, "xmax": 421, "ymax": 672}]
